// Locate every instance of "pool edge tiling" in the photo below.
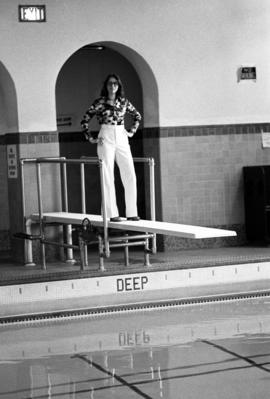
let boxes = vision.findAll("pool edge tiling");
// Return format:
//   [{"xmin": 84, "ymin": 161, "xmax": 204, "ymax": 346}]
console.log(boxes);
[{"xmin": 1, "ymin": 259, "xmax": 270, "ymax": 321}]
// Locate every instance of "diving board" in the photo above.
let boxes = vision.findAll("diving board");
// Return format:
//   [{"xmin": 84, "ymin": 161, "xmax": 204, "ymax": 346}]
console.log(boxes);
[
  {"xmin": 31, "ymin": 212, "xmax": 236, "ymax": 239},
  {"xmin": 20, "ymin": 157, "xmax": 238, "ymax": 271}
]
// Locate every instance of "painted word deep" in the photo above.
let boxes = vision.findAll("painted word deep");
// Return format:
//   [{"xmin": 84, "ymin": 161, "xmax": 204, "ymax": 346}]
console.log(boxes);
[
  {"xmin": 116, "ymin": 276, "xmax": 149, "ymax": 292},
  {"xmin": 119, "ymin": 330, "xmax": 150, "ymax": 346}
]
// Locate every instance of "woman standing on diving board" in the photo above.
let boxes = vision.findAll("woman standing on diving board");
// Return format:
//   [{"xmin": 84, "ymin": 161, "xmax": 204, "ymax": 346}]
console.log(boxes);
[{"xmin": 81, "ymin": 74, "xmax": 142, "ymax": 222}]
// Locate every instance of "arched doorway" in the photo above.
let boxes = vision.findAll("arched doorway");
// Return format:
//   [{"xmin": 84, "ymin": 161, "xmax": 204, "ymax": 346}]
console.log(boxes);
[
  {"xmin": 0, "ymin": 62, "xmax": 18, "ymax": 251},
  {"xmin": 55, "ymin": 42, "xmax": 159, "ymax": 220}
]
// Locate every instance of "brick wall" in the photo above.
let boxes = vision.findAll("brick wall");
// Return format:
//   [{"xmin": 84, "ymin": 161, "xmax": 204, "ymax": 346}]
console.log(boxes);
[
  {"xmin": 144, "ymin": 123, "xmax": 270, "ymax": 250},
  {"xmin": 1, "ymin": 124, "xmax": 270, "ymax": 253}
]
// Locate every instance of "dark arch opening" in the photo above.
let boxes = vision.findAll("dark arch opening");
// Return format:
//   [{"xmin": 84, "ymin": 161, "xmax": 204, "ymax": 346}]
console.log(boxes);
[
  {"xmin": 0, "ymin": 61, "xmax": 18, "ymax": 252},
  {"xmin": 56, "ymin": 42, "xmax": 159, "ymax": 224}
]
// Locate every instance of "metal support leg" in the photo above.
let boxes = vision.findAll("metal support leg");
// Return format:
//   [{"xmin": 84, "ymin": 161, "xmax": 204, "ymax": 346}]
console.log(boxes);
[
  {"xmin": 41, "ymin": 234, "xmax": 46, "ymax": 270},
  {"xmin": 79, "ymin": 235, "xmax": 87, "ymax": 270},
  {"xmin": 98, "ymin": 235, "xmax": 105, "ymax": 272},
  {"xmin": 149, "ymin": 158, "xmax": 157, "ymax": 254},
  {"xmin": 24, "ymin": 218, "xmax": 36, "ymax": 266},
  {"xmin": 80, "ymin": 162, "xmax": 89, "ymax": 265},
  {"xmin": 62, "ymin": 162, "xmax": 76, "ymax": 264},
  {"xmin": 99, "ymin": 159, "xmax": 110, "ymax": 259},
  {"xmin": 65, "ymin": 224, "xmax": 76, "ymax": 264},
  {"xmin": 124, "ymin": 234, "xmax": 129, "ymax": 267},
  {"xmin": 144, "ymin": 237, "xmax": 151, "ymax": 267},
  {"xmin": 36, "ymin": 162, "xmax": 46, "ymax": 270},
  {"xmin": 152, "ymin": 234, "xmax": 157, "ymax": 254}
]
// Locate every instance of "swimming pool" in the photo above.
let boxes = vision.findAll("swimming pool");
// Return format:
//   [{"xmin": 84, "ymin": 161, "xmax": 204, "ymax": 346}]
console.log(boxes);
[{"xmin": 0, "ymin": 296, "xmax": 270, "ymax": 398}]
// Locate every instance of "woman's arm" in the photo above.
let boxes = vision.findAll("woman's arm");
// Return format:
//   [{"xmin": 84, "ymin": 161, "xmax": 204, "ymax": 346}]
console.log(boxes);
[
  {"xmin": 126, "ymin": 100, "xmax": 142, "ymax": 134},
  {"xmin": 81, "ymin": 98, "xmax": 100, "ymax": 138}
]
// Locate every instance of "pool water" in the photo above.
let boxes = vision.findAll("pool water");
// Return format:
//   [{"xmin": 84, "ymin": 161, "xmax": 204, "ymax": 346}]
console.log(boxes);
[{"xmin": 0, "ymin": 297, "xmax": 270, "ymax": 398}]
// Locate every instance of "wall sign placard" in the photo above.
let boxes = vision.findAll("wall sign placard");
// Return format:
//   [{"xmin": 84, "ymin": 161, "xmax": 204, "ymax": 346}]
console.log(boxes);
[
  {"xmin": 57, "ymin": 115, "xmax": 73, "ymax": 127},
  {"xmin": 7, "ymin": 145, "xmax": 18, "ymax": 179},
  {"xmin": 261, "ymin": 131, "xmax": 270, "ymax": 149},
  {"xmin": 19, "ymin": 5, "xmax": 46, "ymax": 22},
  {"xmin": 238, "ymin": 66, "xmax": 256, "ymax": 82}
]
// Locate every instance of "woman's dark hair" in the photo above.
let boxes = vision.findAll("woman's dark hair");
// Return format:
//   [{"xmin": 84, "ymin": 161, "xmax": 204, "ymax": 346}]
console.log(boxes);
[{"xmin": 100, "ymin": 74, "xmax": 125, "ymax": 98}]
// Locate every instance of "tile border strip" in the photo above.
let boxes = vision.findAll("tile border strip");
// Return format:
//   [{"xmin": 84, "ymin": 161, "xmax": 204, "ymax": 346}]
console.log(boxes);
[
  {"xmin": 158, "ymin": 123, "xmax": 270, "ymax": 138},
  {"xmin": 0, "ymin": 131, "xmax": 59, "ymax": 145},
  {"xmin": 0, "ymin": 123, "xmax": 269, "ymax": 144}
]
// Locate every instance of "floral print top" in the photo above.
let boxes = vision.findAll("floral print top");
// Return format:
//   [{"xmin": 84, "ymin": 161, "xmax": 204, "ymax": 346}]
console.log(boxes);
[{"xmin": 81, "ymin": 96, "xmax": 142, "ymax": 137}]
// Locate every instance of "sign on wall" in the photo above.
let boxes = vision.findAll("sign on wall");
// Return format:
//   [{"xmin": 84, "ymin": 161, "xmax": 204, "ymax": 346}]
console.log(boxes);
[
  {"xmin": 238, "ymin": 66, "xmax": 256, "ymax": 82},
  {"xmin": 57, "ymin": 115, "xmax": 73, "ymax": 127},
  {"xmin": 18, "ymin": 5, "xmax": 46, "ymax": 22},
  {"xmin": 7, "ymin": 145, "xmax": 18, "ymax": 179},
  {"xmin": 261, "ymin": 130, "xmax": 270, "ymax": 149}
]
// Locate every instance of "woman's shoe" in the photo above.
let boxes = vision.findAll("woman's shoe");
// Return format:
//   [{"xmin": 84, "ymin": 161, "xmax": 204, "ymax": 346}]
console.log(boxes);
[
  {"xmin": 127, "ymin": 216, "xmax": 140, "ymax": 221},
  {"xmin": 110, "ymin": 217, "xmax": 126, "ymax": 222}
]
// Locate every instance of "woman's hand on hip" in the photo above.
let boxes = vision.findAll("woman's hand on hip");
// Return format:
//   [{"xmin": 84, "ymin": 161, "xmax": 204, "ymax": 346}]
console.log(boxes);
[
  {"xmin": 126, "ymin": 130, "xmax": 135, "ymax": 138},
  {"xmin": 89, "ymin": 137, "xmax": 104, "ymax": 145}
]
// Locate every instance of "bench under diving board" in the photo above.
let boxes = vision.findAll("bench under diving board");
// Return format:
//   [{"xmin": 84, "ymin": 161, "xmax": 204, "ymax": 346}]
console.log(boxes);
[{"xmin": 31, "ymin": 212, "xmax": 237, "ymax": 239}]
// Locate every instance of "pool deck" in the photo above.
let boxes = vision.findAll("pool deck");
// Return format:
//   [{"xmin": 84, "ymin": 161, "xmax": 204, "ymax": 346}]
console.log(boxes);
[
  {"xmin": 1, "ymin": 245, "xmax": 270, "ymax": 285},
  {"xmin": 1, "ymin": 245, "xmax": 270, "ymax": 322},
  {"xmin": 0, "ymin": 246, "xmax": 270, "ymax": 286}
]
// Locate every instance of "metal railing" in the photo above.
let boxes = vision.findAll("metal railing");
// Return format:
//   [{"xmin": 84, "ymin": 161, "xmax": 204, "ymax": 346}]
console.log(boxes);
[{"xmin": 20, "ymin": 156, "xmax": 156, "ymax": 270}]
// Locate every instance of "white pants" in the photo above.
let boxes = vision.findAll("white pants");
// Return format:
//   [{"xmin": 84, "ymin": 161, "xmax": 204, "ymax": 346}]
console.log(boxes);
[{"xmin": 97, "ymin": 124, "xmax": 138, "ymax": 218}]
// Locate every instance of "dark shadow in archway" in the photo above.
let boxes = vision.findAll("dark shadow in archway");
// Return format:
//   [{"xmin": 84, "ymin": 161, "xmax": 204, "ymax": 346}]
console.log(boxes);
[
  {"xmin": 56, "ymin": 42, "xmax": 162, "ymax": 246},
  {"xmin": 101, "ymin": 41, "xmax": 159, "ymax": 127},
  {"xmin": 0, "ymin": 61, "xmax": 19, "ymax": 253}
]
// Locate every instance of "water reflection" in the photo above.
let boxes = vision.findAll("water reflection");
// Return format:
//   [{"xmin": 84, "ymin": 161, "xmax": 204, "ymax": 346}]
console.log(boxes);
[{"xmin": 0, "ymin": 298, "xmax": 270, "ymax": 398}]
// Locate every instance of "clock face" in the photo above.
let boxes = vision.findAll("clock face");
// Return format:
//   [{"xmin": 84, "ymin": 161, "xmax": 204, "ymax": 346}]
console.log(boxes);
[{"xmin": 19, "ymin": 5, "xmax": 46, "ymax": 22}]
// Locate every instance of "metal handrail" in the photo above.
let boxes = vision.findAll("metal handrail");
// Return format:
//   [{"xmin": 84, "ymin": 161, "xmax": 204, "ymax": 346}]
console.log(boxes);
[{"xmin": 20, "ymin": 156, "xmax": 156, "ymax": 268}]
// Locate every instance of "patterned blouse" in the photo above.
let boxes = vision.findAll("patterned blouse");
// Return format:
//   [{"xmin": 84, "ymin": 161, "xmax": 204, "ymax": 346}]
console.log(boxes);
[{"xmin": 81, "ymin": 96, "xmax": 141, "ymax": 137}]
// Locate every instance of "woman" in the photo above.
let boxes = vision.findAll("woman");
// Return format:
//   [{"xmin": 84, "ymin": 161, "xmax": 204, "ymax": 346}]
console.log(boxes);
[{"xmin": 81, "ymin": 74, "xmax": 142, "ymax": 222}]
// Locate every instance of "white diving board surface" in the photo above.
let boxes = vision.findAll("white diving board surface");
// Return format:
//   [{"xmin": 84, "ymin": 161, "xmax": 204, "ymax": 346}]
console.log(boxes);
[{"xmin": 31, "ymin": 212, "xmax": 237, "ymax": 239}]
